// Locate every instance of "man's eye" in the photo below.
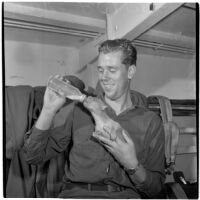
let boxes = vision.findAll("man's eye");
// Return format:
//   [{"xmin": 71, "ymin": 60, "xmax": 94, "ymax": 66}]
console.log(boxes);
[
  {"xmin": 109, "ymin": 68, "xmax": 117, "ymax": 72},
  {"xmin": 97, "ymin": 67, "xmax": 103, "ymax": 73}
]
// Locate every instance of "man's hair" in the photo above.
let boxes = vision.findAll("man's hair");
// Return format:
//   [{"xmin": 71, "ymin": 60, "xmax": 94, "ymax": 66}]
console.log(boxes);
[{"xmin": 98, "ymin": 39, "xmax": 137, "ymax": 66}]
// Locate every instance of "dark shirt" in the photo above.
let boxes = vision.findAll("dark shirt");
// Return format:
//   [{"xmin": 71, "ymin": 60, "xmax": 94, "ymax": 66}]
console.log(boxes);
[{"xmin": 23, "ymin": 92, "xmax": 165, "ymax": 198}]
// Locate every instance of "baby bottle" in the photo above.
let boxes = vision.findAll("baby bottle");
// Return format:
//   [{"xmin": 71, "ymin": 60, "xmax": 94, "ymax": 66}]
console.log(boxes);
[{"xmin": 47, "ymin": 75, "xmax": 86, "ymax": 102}]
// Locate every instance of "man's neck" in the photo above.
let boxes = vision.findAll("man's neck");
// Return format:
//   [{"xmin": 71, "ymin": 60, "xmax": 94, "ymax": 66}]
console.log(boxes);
[{"xmin": 105, "ymin": 90, "xmax": 133, "ymax": 116}]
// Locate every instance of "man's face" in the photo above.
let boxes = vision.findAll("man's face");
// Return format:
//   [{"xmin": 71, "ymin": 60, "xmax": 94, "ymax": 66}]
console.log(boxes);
[{"xmin": 97, "ymin": 51, "xmax": 132, "ymax": 100}]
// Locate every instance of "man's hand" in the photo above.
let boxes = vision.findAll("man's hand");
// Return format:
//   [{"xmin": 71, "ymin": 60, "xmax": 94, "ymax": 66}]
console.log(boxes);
[
  {"xmin": 93, "ymin": 127, "xmax": 139, "ymax": 169},
  {"xmin": 35, "ymin": 76, "xmax": 66, "ymax": 130},
  {"xmin": 43, "ymin": 86, "xmax": 66, "ymax": 114}
]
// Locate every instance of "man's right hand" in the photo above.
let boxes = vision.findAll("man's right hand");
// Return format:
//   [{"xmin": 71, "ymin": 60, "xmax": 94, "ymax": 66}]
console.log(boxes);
[
  {"xmin": 43, "ymin": 86, "xmax": 66, "ymax": 115},
  {"xmin": 35, "ymin": 77, "xmax": 66, "ymax": 130}
]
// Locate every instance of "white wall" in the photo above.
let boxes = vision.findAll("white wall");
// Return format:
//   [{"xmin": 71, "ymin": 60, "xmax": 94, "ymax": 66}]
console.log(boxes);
[
  {"xmin": 5, "ymin": 40, "xmax": 80, "ymax": 86},
  {"xmin": 132, "ymin": 53, "xmax": 196, "ymax": 99}
]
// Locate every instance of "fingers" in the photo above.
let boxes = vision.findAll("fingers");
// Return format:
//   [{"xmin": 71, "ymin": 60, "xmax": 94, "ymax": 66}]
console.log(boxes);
[
  {"xmin": 47, "ymin": 75, "xmax": 56, "ymax": 88},
  {"xmin": 57, "ymin": 88, "xmax": 65, "ymax": 98},
  {"xmin": 122, "ymin": 130, "xmax": 133, "ymax": 144},
  {"xmin": 47, "ymin": 74, "xmax": 66, "ymax": 97},
  {"xmin": 103, "ymin": 126, "xmax": 123, "ymax": 143},
  {"xmin": 45, "ymin": 86, "xmax": 55, "ymax": 96},
  {"xmin": 102, "ymin": 126, "xmax": 112, "ymax": 140},
  {"xmin": 103, "ymin": 126, "xmax": 111, "ymax": 133},
  {"xmin": 93, "ymin": 134, "xmax": 114, "ymax": 147},
  {"xmin": 102, "ymin": 143, "xmax": 113, "ymax": 152},
  {"xmin": 96, "ymin": 135, "xmax": 114, "ymax": 153},
  {"xmin": 45, "ymin": 84, "xmax": 65, "ymax": 100},
  {"xmin": 47, "ymin": 74, "xmax": 62, "ymax": 83}
]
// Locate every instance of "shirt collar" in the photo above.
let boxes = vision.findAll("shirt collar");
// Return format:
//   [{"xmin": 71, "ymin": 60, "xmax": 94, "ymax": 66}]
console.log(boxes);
[{"xmin": 94, "ymin": 90, "xmax": 136, "ymax": 116}]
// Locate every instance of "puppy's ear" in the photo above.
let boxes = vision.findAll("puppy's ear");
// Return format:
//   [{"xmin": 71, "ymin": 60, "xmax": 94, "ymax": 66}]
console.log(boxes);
[{"xmin": 128, "ymin": 65, "xmax": 136, "ymax": 80}]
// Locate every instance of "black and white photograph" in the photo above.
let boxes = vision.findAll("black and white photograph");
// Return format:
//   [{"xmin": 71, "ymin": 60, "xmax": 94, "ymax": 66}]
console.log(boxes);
[{"xmin": 3, "ymin": 2, "xmax": 198, "ymax": 198}]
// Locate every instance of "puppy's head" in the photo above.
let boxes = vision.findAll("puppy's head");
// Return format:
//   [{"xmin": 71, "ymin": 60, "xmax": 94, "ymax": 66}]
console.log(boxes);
[{"xmin": 83, "ymin": 96, "xmax": 107, "ymax": 114}]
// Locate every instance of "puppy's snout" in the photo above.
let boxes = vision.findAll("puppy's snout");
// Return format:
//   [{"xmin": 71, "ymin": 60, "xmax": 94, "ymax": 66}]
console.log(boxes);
[{"xmin": 83, "ymin": 96, "xmax": 93, "ymax": 108}]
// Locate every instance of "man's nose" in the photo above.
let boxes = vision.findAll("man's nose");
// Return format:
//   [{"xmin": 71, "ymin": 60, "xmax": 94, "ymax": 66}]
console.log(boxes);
[{"xmin": 102, "ymin": 70, "xmax": 110, "ymax": 80}]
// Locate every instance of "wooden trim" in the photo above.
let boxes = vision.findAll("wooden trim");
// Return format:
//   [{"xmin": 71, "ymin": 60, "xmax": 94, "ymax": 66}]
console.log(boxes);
[
  {"xmin": 148, "ymin": 98, "xmax": 196, "ymax": 116},
  {"xmin": 177, "ymin": 145, "xmax": 197, "ymax": 155},
  {"xmin": 179, "ymin": 127, "xmax": 196, "ymax": 135}
]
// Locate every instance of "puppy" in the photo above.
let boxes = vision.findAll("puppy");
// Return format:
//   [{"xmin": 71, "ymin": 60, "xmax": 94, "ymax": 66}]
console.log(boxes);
[{"xmin": 83, "ymin": 96, "xmax": 126, "ymax": 142}]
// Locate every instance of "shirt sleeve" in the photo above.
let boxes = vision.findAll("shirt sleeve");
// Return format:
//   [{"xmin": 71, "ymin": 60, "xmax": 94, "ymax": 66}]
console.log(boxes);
[
  {"xmin": 129, "ymin": 114, "xmax": 166, "ymax": 198},
  {"xmin": 23, "ymin": 105, "xmax": 74, "ymax": 165}
]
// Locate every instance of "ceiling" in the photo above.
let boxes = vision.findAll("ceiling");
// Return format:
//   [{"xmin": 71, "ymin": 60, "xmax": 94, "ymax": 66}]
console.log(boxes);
[
  {"xmin": 135, "ymin": 4, "xmax": 196, "ymax": 58},
  {"xmin": 4, "ymin": 2, "xmax": 196, "ymax": 58},
  {"xmin": 12, "ymin": 2, "xmax": 124, "ymax": 20},
  {"xmin": 153, "ymin": 6, "xmax": 195, "ymax": 38}
]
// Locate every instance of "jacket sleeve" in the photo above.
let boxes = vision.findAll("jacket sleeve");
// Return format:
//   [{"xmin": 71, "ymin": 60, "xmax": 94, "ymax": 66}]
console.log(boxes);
[
  {"xmin": 23, "ymin": 104, "xmax": 74, "ymax": 165},
  {"xmin": 130, "ymin": 114, "xmax": 166, "ymax": 198}
]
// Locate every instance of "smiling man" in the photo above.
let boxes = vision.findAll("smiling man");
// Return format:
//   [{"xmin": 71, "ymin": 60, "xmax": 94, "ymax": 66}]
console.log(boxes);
[
  {"xmin": 23, "ymin": 39, "xmax": 165, "ymax": 198},
  {"xmin": 97, "ymin": 41, "xmax": 136, "ymax": 114}
]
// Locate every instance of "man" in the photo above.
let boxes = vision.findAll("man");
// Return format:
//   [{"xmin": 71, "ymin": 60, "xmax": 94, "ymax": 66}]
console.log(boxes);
[{"xmin": 23, "ymin": 39, "xmax": 165, "ymax": 198}]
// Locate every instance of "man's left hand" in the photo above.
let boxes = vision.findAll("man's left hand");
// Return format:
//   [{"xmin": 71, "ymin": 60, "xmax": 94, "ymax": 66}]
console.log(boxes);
[{"xmin": 93, "ymin": 127, "xmax": 139, "ymax": 169}]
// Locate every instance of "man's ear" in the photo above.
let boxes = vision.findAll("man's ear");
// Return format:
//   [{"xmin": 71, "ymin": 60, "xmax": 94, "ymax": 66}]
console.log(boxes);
[{"xmin": 128, "ymin": 65, "xmax": 136, "ymax": 79}]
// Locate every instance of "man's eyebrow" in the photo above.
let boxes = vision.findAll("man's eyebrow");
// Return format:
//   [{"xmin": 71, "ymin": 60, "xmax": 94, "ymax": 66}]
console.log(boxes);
[
  {"xmin": 97, "ymin": 65, "xmax": 118, "ymax": 69},
  {"xmin": 108, "ymin": 66, "xmax": 118, "ymax": 68}
]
